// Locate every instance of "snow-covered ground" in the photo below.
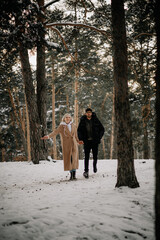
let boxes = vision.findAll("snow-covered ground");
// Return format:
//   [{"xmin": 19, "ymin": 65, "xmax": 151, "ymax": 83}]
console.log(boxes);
[{"xmin": 0, "ymin": 159, "xmax": 155, "ymax": 240}]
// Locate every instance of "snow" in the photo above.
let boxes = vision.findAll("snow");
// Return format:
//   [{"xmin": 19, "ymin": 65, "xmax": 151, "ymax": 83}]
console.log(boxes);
[
  {"xmin": 0, "ymin": 159, "xmax": 155, "ymax": 240},
  {"xmin": 46, "ymin": 41, "xmax": 60, "ymax": 49}
]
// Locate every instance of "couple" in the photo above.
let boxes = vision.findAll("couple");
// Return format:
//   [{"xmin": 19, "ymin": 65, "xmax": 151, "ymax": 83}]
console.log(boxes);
[{"xmin": 41, "ymin": 108, "xmax": 104, "ymax": 180}]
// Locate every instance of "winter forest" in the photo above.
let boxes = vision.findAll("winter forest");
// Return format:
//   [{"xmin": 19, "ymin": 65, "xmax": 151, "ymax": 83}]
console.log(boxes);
[{"xmin": 0, "ymin": 0, "xmax": 160, "ymax": 239}]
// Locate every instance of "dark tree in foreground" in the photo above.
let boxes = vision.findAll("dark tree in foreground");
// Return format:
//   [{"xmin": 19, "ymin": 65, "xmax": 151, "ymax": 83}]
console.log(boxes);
[
  {"xmin": 19, "ymin": 43, "xmax": 42, "ymax": 164},
  {"xmin": 36, "ymin": 0, "xmax": 48, "ymax": 159},
  {"xmin": 111, "ymin": 0, "xmax": 139, "ymax": 188},
  {"xmin": 154, "ymin": 0, "xmax": 160, "ymax": 238},
  {"xmin": 0, "ymin": 0, "xmax": 49, "ymax": 163}
]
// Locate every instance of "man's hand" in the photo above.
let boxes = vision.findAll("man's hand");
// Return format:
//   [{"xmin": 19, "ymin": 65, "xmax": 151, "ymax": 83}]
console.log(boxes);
[{"xmin": 41, "ymin": 135, "xmax": 49, "ymax": 140}]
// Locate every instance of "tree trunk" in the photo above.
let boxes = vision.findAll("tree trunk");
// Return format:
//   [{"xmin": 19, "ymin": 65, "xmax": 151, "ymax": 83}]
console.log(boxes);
[
  {"xmin": 155, "ymin": 0, "xmax": 160, "ymax": 238},
  {"xmin": 1, "ymin": 140, "xmax": 5, "ymax": 162},
  {"xmin": 111, "ymin": 0, "xmax": 139, "ymax": 188},
  {"xmin": 51, "ymin": 54, "xmax": 57, "ymax": 160},
  {"xmin": 102, "ymin": 137, "xmax": 106, "ymax": 159},
  {"xmin": 74, "ymin": 44, "xmax": 79, "ymax": 127},
  {"xmin": 141, "ymin": 42, "xmax": 150, "ymax": 159},
  {"xmin": 74, "ymin": 73, "xmax": 79, "ymax": 127},
  {"xmin": 10, "ymin": 112, "xmax": 19, "ymax": 149},
  {"xmin": 66, "ymin": 94, "xmax": 70, "ymax": 112},
  {"xmin": 25, "ymin": 95, "xmax": 31, "ymax": 161},
  {"xmin": 141, "ymin": 101, "xmax": 150, "ymax": 158},
  {"xmin": 19, "ymin": 43, "xmax": 42, "ymax": 164},
  {"xmin": 8, "ymin": 88, "xmax": 28, "ymax": 158},
  {"xmin": 22, "ymin": 105, "xmax": 26, "ymax": 134},
  {"xmin": 36, "ymin": 0, "xmax": 48, "ymax": 159},
  {"xmin": 73, "ymin": 4, "xmax": 79, "ymax": 128},
  {"xmin": 110, "ymin": 87, "xmax": 116, "ymax": 159},
  {"xmin": 142, "ymin": 117, "xmax": 150, "ymax": 159}
]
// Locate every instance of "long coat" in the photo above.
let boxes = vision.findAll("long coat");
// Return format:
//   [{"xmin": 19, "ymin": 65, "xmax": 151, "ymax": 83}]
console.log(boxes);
[{"xmin": 48, "ymin": 123, "xmax": 79, "ymax": 171}]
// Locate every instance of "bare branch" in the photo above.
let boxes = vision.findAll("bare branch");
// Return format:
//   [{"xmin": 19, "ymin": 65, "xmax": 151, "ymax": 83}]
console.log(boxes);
[
  {"xmin": 56, "ymin": 81, "xmax": 73, "ymax": 95},
  {"xmin": 88, "ymin": 0, "xmax": 95, "ymax": 9},
  {"xmin": 80, "ymin": 64, "xmax": 99, "ymax": 75},
  {"xmin": 47, "ymin": 26, "xmax": 102, "ymax": 76},
  {"xmin": 43, "ymin": 0, "xmax": 60, "ymax": 9},
  {"xmin": 81, "ymin": 0, "xmax": 87, "ymax": 22},
  {"xmin": 49, "ymin": 26, "xmax": 75, "ymax": 63},
  {"xmin": 46, "ymin": 22, "xmax": 110, "ymax": 37},
  {"xmin": 134, "ymin": 32, "xmax": 154, "ymax": 39}
]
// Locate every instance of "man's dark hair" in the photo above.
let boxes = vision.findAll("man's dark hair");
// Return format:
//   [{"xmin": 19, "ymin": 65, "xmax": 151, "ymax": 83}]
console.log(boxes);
[{"xmin": 86, "ymin": 108, "xmax": 92, "ymax": 112}]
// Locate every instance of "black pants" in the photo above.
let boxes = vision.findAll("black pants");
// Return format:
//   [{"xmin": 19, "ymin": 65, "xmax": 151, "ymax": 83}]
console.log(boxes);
[{"xmin": 84, "ymin": 140, "xmax": 98, "ymax": 172}]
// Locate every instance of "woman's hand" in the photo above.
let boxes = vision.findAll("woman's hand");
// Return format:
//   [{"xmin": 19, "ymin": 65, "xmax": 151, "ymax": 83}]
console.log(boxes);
[
  {"xmin": 41, "ymin": 135, "xmax": 49, "ymax": 140},
  {"xmin": 78, "ymin": 140, "xmax": 84, "ymax": 145}
]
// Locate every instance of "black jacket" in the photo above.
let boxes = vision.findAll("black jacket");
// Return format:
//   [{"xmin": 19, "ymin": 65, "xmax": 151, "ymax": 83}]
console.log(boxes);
[{"xmin": 78, "ymin": 112, "xmax": 105, "ymax": 144}]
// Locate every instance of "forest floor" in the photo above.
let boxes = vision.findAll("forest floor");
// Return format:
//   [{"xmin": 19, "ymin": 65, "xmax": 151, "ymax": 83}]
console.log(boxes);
[{"xmin": 0, "ymin": 159, "xmax": 155, "ymax": 240}]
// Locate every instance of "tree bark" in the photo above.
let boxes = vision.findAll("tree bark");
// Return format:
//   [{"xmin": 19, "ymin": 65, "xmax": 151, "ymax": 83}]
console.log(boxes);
[
  {"xmin": 36, "ymin": 0, "xmax": 48, "ymax": 158},
  {"xmin": 73, "ymin": 5, "xmax": 79, "ymax": 128},
  {"xmin": 111, "ymin": 0, "xmax": 139, "ymax": 188},
  {"xmin": 155, "ymin": 0, "xmax": 160, "ymax": 238},
  {"xmin": 142, "ymin": 103, "xmax": 150, "ymax": 159},
  {"xmin": 1, "ymin": 140, "xmax": 5, "ymax": 162},
  {"xmin": 110, "ymin": 87, "xmax": 116, "ymax": 159},
  {"xmin": 19, "ymin": 43, "xmax": 42, "ymax": 164},
  {"xmin": 22, "ymin": 105, "xmax": 26, "ymax": 134},
  {"xmin": 139, "ymin": 43, "xmax": 150, "ymax": 159},
  {"xmin": 140, "ymin": 42, "xmax": 150, "ymax": 159},
  {"xmin": 74, "ymin": 73, "xmax": 79, "ymax": 127},
  {"xmin": 25, "ymin": 95, "xmax": 31, "ymax": 161},
  {"xmin": 8, "ymin": 88, "xmax": 28, "ymax": 158},
  {"xmin": 74, "ymin": 46, "xmax": 79, "ymax": 127},
  {"xmin": 51, "ymin": 54, "xmax": 57, "ymax": 160},
  {"xmin": 10, "ymin": 112, "xmax": 19, "ymax": 149},
  {"xmin": 102, "ymin": 137, "xmax": 106, "ymax": 159}
]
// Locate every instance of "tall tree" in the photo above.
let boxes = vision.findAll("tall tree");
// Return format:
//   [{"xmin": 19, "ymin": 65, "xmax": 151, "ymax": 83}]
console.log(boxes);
[
  {"xmin": 0, "ymin": 0, "xmax": 48, "ymax": 163},
  {"xmin": 36, "ymin": 0, "xmax": 48, "ymax": 158},
  {"xmin": 127, "ymin": 0, "xmax": 156, "ymax": 159},
  {"xmin": 19, "ymin": 44, "xmax": 42, "ymax": 163},
  {"xmin": 111, "ymin": 0, "xmax": 139, "ymax": 187},
  {"xmin": 154, "ymin": 0, "xmax": 160, "ymax": 238}
]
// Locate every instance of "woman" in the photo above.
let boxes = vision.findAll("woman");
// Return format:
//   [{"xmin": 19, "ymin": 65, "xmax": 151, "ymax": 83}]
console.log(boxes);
[{"xmin": 41, "ymin": 113, "xmax": 80, "ymax": 180}]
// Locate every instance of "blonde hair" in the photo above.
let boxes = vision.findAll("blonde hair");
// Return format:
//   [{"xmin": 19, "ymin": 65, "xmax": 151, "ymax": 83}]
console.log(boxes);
[{"xmin": 62, "ymin": 113, "xmax": 73, "ymax": 123}]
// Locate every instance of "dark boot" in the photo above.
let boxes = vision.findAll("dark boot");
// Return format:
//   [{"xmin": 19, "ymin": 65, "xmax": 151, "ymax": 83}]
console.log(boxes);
[
  {"xmin": 70, "ymin": 172, "xmax": 73, "ymax": 180},
  {"xmin": 93, "ymin": 164, "xmax": 97, "ymax": 173},
  {"xmin": 83, "ymin": 171, "xmax": 89, "ymax": 178},
  {"xmin": 73, "ymin": 171, "xmax": 77, "ymax": 180}
]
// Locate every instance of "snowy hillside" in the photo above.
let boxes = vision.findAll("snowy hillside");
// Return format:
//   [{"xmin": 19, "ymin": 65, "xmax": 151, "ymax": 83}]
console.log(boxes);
[{"xmin": 0, "ymin": 159, "xmax": 155, "ymax": 240}]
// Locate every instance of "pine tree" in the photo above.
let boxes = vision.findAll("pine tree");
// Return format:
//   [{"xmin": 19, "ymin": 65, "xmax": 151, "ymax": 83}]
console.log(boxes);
[
  {"xmin": 127, "ymin": 0, "xmax": 156, "ymax": 159},
  {"xmin": 0, "ymin": 0, "xmax": 57, "ymax": 163},
  {"xmin": 154, "ymin": 0, "xmax": 160, "ymax": 238},
  {"xmin": 111, "ymin": 0, "xmax": 139, "ymax": 188}
]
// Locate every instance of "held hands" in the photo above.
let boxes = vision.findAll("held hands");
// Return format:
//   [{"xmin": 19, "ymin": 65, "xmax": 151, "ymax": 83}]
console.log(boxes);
[
  {"xmin": 41, "ymin": 135, "xmax": 49, "ymax": 140},
  {"xmin": 41, "ymin": 135, "xmax": 83, "ymax": 144}
]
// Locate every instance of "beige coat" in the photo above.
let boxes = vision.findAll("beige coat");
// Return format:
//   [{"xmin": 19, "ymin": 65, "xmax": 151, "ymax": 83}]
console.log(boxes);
[{"xmin": 48, "ymin": 123, "xmax": 79, "ymax": 171}]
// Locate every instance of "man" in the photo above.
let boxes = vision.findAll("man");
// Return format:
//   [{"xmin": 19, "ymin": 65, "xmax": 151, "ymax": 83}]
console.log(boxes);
[{"xmin": 78, "ymin": 108, "xmax": 105, "ymax": 178}]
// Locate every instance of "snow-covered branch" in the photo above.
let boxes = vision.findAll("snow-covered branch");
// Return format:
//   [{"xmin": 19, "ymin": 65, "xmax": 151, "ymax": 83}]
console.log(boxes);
[{"xmin": 46, "ymin": 22, "xmax": 110, "ymax": 37}]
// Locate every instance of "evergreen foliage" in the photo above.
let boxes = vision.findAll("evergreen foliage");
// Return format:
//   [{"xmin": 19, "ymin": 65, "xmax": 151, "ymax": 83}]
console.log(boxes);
[{"xmin": 0, "ymin": 0, "xmax": 156, "ymax": 161}]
